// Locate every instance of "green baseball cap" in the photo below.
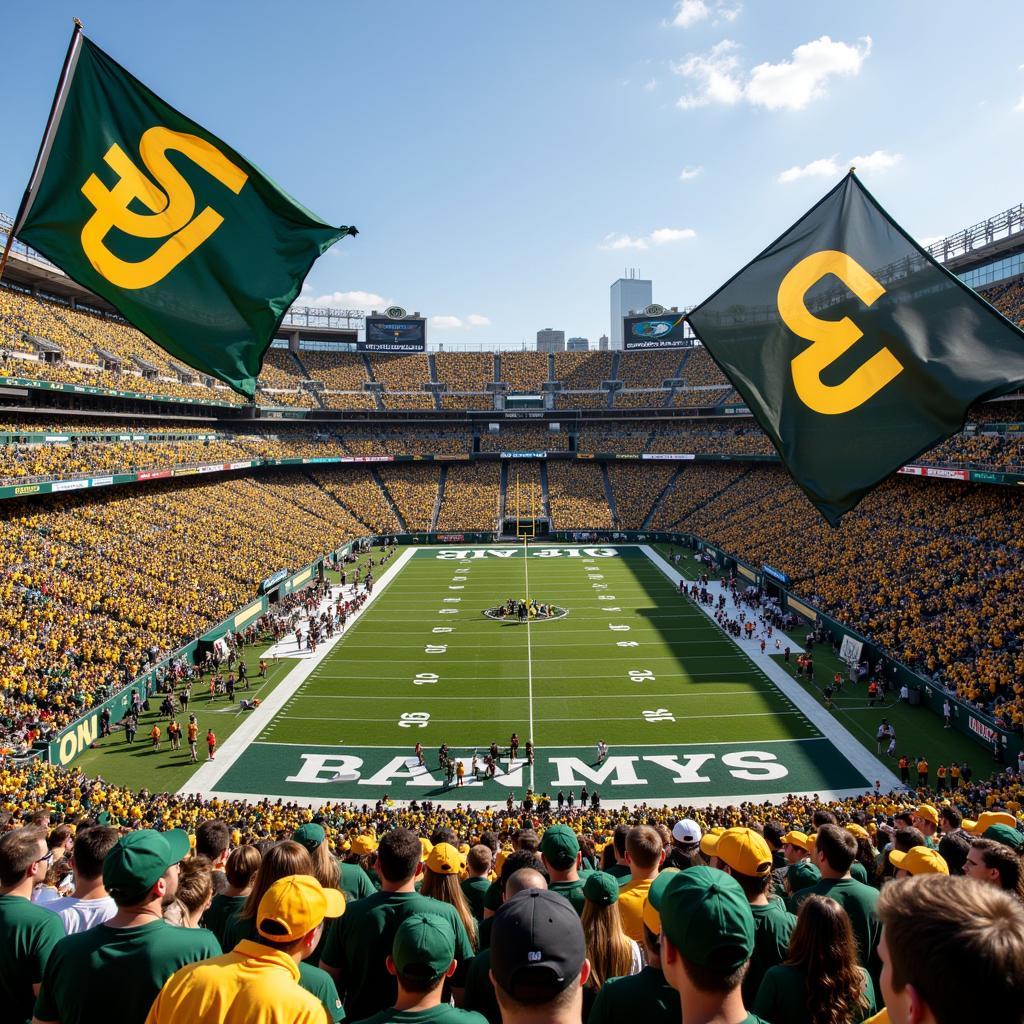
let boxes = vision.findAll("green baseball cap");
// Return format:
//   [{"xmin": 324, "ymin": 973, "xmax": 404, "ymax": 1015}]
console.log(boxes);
[
  {"xmin": 651, "ymin": 865, "xmax": 754, "ymax": 972},
  {"xmin": 102, "ymin": 829, "xmax": 191, "ymax": 901},
  {"xmin": 392, "ymin": 913, "xmax": 456, "ymax": 981},
  {"xmin": 540, "ymin": 825, "xmax": 579, "ymax": 869},
  {"xmin": 786, "ymin": 861, "xmax": 821, "ymax": 893},
  {"xmin": 983, "ymin": 824, "xmax": 1024, "ymax": 852},
  {"xmin": 583, "ymin": 871, "xmax": 620, "ymax": 905},
  {"xmin": 293, "ymin": 823, "xmax": 327, "ymax": 852}
]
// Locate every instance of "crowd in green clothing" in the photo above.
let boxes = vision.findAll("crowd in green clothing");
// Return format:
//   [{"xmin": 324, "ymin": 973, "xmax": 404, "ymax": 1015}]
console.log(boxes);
[{"xmin": 0, "ymin": 805, "xmax": 1023, "ymax": 1024}]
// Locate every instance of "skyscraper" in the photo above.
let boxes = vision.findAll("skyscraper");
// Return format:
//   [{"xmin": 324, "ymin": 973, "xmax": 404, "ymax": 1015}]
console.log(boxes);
[
  {"xmin": 536, "ymin": 328, "xmax": 565, "ymax": 353},
  {"xmin": 610, "ymin": 273, "xmax": 652, "ymax": 348}
]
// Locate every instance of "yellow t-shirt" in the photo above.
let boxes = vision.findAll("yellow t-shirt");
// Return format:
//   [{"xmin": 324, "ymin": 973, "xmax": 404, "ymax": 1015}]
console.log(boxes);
[
  {"xmin": 617, "ymin": 876, "xmax": 656, "ymax": 942},
  {"xmin": 145, "ymin": 939, "xmax": 328, "ymax": 1024}
]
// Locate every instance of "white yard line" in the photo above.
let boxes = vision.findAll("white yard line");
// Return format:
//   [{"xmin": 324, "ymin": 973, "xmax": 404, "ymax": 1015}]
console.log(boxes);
[
  {"xmin": 524, "ymin": 538, "xmax": 535, "ymax": 790},
  {"xmin": 639, "ymin": 545, "xmax": 904, "ymax": 792},
  {"xmin": 177, "ymin": 546, "xmax": 417, "ymax": 798}
]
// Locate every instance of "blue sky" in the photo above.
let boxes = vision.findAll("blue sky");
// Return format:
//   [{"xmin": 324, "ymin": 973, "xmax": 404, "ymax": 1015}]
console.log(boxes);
[{"xmin": 5, "ymin": 1, "xmax": 1024, "ymax": 349}]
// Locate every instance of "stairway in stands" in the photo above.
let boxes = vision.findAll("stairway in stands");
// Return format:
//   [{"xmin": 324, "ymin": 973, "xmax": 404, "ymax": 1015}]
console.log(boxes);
[
  {"xmin": 601, "ymin": 462, "xmax": 619, "ymax": 527},
  {"xmin": 432, "ymin": 465, "xmax": 448, "ymax": 531},
  {"xmin": 643, "ymin": 464, "xmax": 687, "ymax": 527},
  {"xmin": 370, "ymin": 467, "xmax": 408, "ymax": 532}
]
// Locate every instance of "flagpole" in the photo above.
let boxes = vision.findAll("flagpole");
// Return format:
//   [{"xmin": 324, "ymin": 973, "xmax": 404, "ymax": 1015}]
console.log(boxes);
[{"xmin": 0, "ymin": 19, "xmax": 84, "ymax": 285}]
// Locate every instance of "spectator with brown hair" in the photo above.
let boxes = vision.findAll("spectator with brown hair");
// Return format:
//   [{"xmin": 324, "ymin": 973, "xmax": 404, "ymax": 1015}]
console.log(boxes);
[
  {"xmin": 163, "ymin": 856, "xmax": 214, "ymax": 928},
  {"xmin": 616, "ymin": 825, "xmax": 665, "ymax": 942},
  {"xmin": 46, "ymin": 825, "xmax": 120, "ymax": 934},
  {"xmin": 461, "ymin": 845, "xmax": 493, "ymax": 923},
  {"xmin": 876, "ymin": 874, "xmax": 1024, "ymax": 1024},
  {"xmin": 0, "ymin": 825, "xmax": 65, "ymax": 1022},
  {"xmin": 802, "ymin": 825, "xmax": 880, "ymax": 979},
  {"xmin": 195, "ymin": 820, "xmax": 231, "ymax": 897},
  {"xmin": 32, "ymin": 829, "xmax": 220, "ymax": 1024},
  {"xmin": 754, "ymin": 894, "xmax": 876, "ymax": 1024},
  {"xmin": 202, "ymin": 845, "xmax": 260, "ymax": 949},
  {"xmin": 963, "ymin": 834, "xmax": 1024, "ymax": 901}
]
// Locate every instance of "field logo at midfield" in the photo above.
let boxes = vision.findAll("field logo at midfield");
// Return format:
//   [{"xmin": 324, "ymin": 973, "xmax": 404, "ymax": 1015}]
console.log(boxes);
[{"xmin": 435, "ymin": 547, "xmax": 619, "ymax": 560}]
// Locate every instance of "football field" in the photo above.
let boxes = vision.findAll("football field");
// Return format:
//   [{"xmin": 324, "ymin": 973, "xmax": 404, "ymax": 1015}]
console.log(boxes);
[{"xmin": 189, "ymin": 544, "xmax": 888, "ymax": 805}]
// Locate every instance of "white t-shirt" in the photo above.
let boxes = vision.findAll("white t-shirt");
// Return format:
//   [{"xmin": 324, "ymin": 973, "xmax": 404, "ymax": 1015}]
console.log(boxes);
[{"xmin": 46, "ymin": 894, "xmax": 117, "ymax": 934}]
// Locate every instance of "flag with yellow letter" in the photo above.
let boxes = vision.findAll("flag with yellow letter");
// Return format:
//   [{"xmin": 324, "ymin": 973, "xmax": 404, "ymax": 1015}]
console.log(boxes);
[
  {"xmin": 13, "ymin": 28, "xmax": 356, "ymax": 397},
  {"xmin": 687, "ymin": 172, "xmax": 1024, "ymax": 524}
]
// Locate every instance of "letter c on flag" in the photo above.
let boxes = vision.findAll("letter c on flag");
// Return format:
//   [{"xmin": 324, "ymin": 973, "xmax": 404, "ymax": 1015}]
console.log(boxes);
[{"xmin": 778, "ymin": 250, "xmax": 903, "ymax": 415}]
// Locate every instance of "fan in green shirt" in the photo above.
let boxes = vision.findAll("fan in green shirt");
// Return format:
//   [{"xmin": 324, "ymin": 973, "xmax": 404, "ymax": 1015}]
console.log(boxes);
[
  {"xmin": 752, "ymin": 895, "xmax": 877, "ymax": 1024},
  {"xmin": 0, "ymin": 826, "xmax": 67, "ymax": 1024},
  {"xmin": 32, "ymin": 829, "xmax": 221, "ymax": 1024},
  {"xmin": 202, "ymin": 893, "xmax": 247, "ymax": 950},
  {"xmin": 539, "ymin": 826, "xmax": 586, "ymax": 915},
  {"xmin": 320, "ymin": 830, "xmax": 475, "ymax": 1023},
  {"xmin": 349, "ymin": 913, "xmax": 485, "ymax": 1024}
]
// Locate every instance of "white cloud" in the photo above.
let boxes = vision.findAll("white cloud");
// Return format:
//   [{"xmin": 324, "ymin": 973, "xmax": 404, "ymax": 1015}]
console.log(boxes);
[
  {"xmin": 466, "ymin": 314, "xmax": 491, "ymax": 327},
  {"xmin": 601, "ymin": 227, "xmax": 697, "ymax": 251},
  {"xmin": 1016, "ymin": 95, "xmax": 1024, "ymax": 112},
  {"xmin": 430, "ymin": 315, "xmax": 463, "ymax": 330},
  {"xmin": 674, "ymin": 39, "xmax": 743, "ymax": 109},
  {"xmin": 650, "ymin": 227, "xmax": 698, "ymax": 245},
  {"xmin": 778, "ymin": 156, "xmax": 841, "ymax": 183},
  {"xmin": 675, "ymin": 35, "xmax": 870, "ymax": 112},
  {"xmin": 672, "ymin": 0, "xmax": 709, "ymax": 28},
  {"xmin": 777, "ymin": 149, "xmax": 900, "ymax": 184},
  {"xmin": 679, "ymin": 165, "xmax": 702, "ymax": 181},
  {"xmin": 745, "ymin": 35, "xmax": 872, "ymax": 110},
  {"xmin": 671, "ymin": 0, "xmax": 741, "ymax": 28},
  {"xmin": 643, "ymin": 78, "xmax": 657, "ymax": 91},
  {"xmin": 310, "ymin": 289, "xmax": 387, "ymax": 309}
]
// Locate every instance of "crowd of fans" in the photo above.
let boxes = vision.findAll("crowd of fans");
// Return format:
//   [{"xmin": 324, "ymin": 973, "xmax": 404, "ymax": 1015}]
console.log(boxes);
[
  {"xmin": 547, "ymin": 463, "xmax": 612, "ymax": 530},
  {"xmin": 0, "ymin": 472, "xmax": 370, "ymax": 753},
  {"xmin": 436, "ymin": 463, "xmax": 502, "ymax": 531},
  {"xmin": 0, "ymin": 769, "xmax": 1021, "ymax": 1023},
  {"xmin": 607, "ymin": 463, "xmax": 676, "ymax": 530},
  {"xmin": 552, "ymin": 352, "xmax": 614, "ymax": 389},
  {"xmin": 378, "ymin": 465, "xmax": 442, "ymax": 532}
]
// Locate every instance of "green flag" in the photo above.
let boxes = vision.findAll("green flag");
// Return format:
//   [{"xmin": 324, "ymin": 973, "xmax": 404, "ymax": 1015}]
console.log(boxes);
[
  {"xmin": 687, "ymin": 172, "xmax": 1024, "ymax": 524},
  {"xmin": 13, "ymin": 28, "xmax": 356, "ymax": 397}
]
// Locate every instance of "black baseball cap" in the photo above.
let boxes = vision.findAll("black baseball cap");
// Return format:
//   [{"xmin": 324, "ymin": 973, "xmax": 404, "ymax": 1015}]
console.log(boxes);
[{"xmin": 490, "ymin": 889, "xmax": 586, "ymax": 1004}]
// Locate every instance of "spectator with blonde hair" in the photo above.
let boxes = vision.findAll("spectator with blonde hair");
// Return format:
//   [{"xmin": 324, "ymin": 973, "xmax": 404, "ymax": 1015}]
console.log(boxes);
[
  {"xmin": 420, "ymin": 843, "xmax": 478, "ymax": 952},
  {"xmin": 580, "ymin": 872, "xmax": 641, "ymax": 989},
  {"xmin": 163, "ymin": 855, "xmax": 214, "ymax": 928}
]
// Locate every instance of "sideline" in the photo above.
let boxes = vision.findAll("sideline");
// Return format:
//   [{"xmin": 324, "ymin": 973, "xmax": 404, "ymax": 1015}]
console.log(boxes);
[
  {"xmin": 639, "ymin": 545, "xmax": 904, "ymax": 792},
  {"xmin": 178, "ymin": 546, "xmax": 417, "ymax": 797}
]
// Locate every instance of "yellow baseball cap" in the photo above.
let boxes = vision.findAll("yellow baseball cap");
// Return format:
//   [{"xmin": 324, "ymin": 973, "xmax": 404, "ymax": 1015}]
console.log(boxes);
[
  {"xmin": 703, "ymin": 827, "xmax": 773, "ymax": 877},
  {"xmin": 419, "ymin": 837, "xmax": 434, "ymax": 861},
  {"xmin": 845, "ymin": 824, "xmax": 870, "ymax": 841},
  {"xmin": 256, "ymin": 874, "xmax": 345, "ymax": 942},
  {"xmin": 913, "ymin": 804, "xmax": 939, "ymax": 826},
  {"xmin": 962, "ymin": 811, "xmax": 1016, "ymax": 834},
  {"xmin": 782, "ymin": 830, "xmax": 811, "ymax": 851},
  {"xmin": 426, "ymin": 843, "xmax": 466, "ymax": 875},
  {"xmin": 350, "ymin": 834, "xmax": 378, "ymax": 855},
  {"xmin": 888, "ymin": 846, "xmax": 949, "ymax": 876}
]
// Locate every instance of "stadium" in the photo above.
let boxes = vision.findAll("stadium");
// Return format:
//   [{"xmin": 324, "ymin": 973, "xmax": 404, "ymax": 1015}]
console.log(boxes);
[{"xmin": 2, "ymin": 8, "xmax": 1024, "ymax": 1024}]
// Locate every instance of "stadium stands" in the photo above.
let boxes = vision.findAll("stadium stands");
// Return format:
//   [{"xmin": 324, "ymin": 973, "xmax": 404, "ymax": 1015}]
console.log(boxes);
[
  {"xmin": 435, "ymin": 461, "xmax": 500, "ymax": 530},
  {"xmin": 547, "ymin": 461, "xmax": 612, "ymax": 528}
]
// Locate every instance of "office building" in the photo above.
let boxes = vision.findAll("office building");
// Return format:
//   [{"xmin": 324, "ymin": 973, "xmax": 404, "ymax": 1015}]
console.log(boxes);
[
  {"xmin": 536, "ymin": 328, "xmax": 565, "ymax": 353},
  {"xmin": 566, "ymin": 337, "xmax": 589, "ymax": 351},
  {"xmin": 610, "ymin": 273, "xmax": 652, "ymax": 348}
]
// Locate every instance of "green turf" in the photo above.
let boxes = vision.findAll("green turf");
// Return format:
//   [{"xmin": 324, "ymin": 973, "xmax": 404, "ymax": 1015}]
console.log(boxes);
[
  {"xmin": 206, "ymin": 543, "xmax": 872, "ymax": 802},
  {"xmin": 71, "ymin": 547, "xmax": 387, "ymax": 792},
  {"xmin": 262, "ymin": 546, "xmax": 815, "ymax": 749},
  {"xmin": 655, "ymin": 545, "xmax": 985, "ymax": 776}
]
